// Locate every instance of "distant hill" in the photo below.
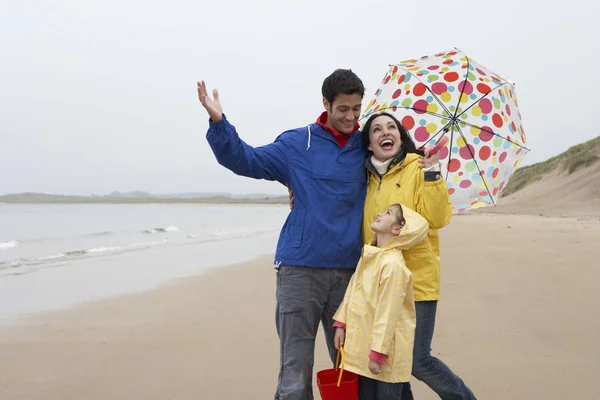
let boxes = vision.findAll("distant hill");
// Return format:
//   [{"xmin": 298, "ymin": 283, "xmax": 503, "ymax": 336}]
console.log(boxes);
[
  {"xmin": 491, "ymin": 135, "xmax": 600, "ymax": 217},
  {"xmin": 0, "ymin": 192, "xmax": 289, "ymax": 205},
  {"xmin": 6, "ymin": 136, "xmax": 600, "ymax": 214},
  {"xmin": 103, "ymin": 191, "xmax": 281, "ymax": 200}
]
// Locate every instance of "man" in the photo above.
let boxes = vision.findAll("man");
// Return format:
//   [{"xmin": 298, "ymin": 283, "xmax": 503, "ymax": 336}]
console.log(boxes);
[{"xmin": 197, "ymin": 69, "xmax": 367, "ymax": 400}]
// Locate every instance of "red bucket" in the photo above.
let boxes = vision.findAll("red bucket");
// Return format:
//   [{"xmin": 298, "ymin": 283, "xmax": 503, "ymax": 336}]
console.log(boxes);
[{"xmin": 316, "ymin": 345, "xmax": 358, "ymax": 400}]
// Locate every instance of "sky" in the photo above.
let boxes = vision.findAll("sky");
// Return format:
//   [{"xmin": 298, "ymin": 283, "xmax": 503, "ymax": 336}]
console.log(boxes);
[{"xmin": 1, "ymin": 0, "xmax": 599, "ymax": 196}]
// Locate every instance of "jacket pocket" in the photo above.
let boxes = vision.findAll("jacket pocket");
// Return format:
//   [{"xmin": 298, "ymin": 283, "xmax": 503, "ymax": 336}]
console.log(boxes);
[
  {"xmin": 287, "ymin": 209, "xmax": 306, "ymax": 248},
  {"xmin": 276, "ymin": 266, "xmax": 310, "ymax": 313},
  {"xmin": 311, "ymin": 167, "xmax": 366, "ymax": 208},
  {"xmin": 403, "ymin": 242, "xmax": 436, "ymax": 277},
  {"xmin": 312, "ymin": 167, "xmax": 366, "ymax": 183}
]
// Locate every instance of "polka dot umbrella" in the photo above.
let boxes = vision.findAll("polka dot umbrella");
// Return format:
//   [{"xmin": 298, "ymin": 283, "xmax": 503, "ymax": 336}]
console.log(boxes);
[{"xmin": 360, "ymin": 48, "xmax": 530, "ymax": 213}]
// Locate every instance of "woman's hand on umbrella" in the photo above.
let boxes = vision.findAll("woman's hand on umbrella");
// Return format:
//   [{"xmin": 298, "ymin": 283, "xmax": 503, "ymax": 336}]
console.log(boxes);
[
  {"xmin": 197, "ymin": 80, "xmax": 223, "ymax": 122},
  {"xmin": 419, "ymin": 147, "xmax": 440, "ymax": 169}
]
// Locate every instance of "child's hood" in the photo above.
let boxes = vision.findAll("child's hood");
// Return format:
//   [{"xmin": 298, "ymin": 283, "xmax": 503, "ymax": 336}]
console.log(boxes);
[
  {"xmin": 385, "ymin": 205, "xmax": 429, "ymax": 250},
  {"xmin": 363, "ymin": 205, "xmax": 429, "ymax": 259}
]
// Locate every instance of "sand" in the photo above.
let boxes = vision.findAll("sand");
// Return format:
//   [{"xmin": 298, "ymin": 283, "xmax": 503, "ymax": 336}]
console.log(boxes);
[{"xmin": 1, "ymin": 212, "xmax": 599, "ymax": 399}]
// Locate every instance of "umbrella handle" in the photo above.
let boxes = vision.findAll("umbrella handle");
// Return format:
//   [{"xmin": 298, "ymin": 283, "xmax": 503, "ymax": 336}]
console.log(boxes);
[
  {"xmin": 336, "ymin": 345, "xmax": 346, "ymax": 387},
  {"xmin": 426, "ymin": 136, "xmax": 449, "ymax": 156}
]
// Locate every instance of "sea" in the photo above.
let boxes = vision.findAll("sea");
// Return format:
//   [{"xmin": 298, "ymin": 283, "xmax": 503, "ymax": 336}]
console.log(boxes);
[{"xmin": 0, "ymin": 204, "xmax": 290, "ymax": 323}]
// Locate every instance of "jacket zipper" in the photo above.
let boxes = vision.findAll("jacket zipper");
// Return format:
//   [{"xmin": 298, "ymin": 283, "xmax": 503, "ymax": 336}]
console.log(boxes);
[{"xmin": 375, "ymin": 176, "xmax": 382, "ymax": 211}]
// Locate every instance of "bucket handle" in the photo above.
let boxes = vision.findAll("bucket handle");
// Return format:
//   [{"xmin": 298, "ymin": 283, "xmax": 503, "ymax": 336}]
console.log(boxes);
[{"xmin": 335, "ymin": 345, "xmax": 346, "ymax": 387}]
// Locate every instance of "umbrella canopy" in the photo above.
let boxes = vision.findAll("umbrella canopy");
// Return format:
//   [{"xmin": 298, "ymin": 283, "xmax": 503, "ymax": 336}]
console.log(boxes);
[{"xmin": 361, "ymin": 48, "xmax": 529, "ymax": 213}]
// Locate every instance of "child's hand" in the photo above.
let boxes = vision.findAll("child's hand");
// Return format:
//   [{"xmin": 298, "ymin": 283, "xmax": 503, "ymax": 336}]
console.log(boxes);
[
  {"xmin": 368, "ymin": 359, "xmax": 381, "ymax": 375},
  {"xmin": 334, "ymin": 328, "xmax": 345, "ymax": 350}
]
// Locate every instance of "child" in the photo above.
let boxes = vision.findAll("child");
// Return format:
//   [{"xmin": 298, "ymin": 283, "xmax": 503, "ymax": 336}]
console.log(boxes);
[{"xmin": 333, "ymin": 203, "xmax": 428, "ymax": 400}]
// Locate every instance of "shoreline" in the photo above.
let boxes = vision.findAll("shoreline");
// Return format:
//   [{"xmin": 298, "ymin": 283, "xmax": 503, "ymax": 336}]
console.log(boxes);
[
  {"xmin": 0, "ymin": 230, "xmax": 281, "ymax": 325},
  {"xmin": 0, "ymin": 253, "xmax": 275, "ymax": 327}
]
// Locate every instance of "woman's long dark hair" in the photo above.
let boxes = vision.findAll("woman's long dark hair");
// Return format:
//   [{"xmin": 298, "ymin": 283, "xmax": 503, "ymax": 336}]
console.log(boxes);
[{"xmin": 361, "ymin": 112, "xmax": 425, "ymax": 157}]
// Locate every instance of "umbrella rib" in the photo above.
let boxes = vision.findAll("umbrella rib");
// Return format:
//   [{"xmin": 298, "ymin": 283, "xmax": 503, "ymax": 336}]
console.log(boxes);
[
  {"xmin": 454, "ymin": 81, "xmax": 530, "ymax": 151},
  {"xmin": 451, "ymin": 56, "xmax": 472, "ymax": 120},
  {"xmin": 444, "ymin": 123, "xmax": 456, "ymax": 181},
  {"xmin": 458, "ymin": 120, "xmax": 530, "ymax": 151},
  {"xmin": 454, "ymin": 123, "xmax": 496, "ymax": 206},
  {"xmin": 425, "ymin": 86, "xmax": 452, "ymax": 117},
  {"xmin": 456, "ymin": 82, "xmax": 506, "ymax": 118},
  {"xmin": 364, "ymin": 106, "xmax": 449, "ymax": 121},
  {"xmin": 421, "ymin": 123, "xmax": 452, "ymax": 148},
  {"xmin": 389, "ymin": 63, "xmax": 453, "ymax": 117}
]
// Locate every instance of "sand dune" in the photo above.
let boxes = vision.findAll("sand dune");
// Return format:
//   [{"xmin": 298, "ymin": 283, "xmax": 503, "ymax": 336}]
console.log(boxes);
[
  {"xmin": 491, "ymin": 136, "xmax": 600, "ymax": 217},
  {"xmin": 489, "ymin": 163, "xmax": 600, "ymax": 218}
]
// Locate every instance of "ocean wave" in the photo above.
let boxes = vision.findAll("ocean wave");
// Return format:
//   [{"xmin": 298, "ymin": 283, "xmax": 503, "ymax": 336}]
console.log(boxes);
[
  {"xmin": 179, "ymin": 228, "xmax": 279, "ymax": 247},
  {"xmin": 65, "ymin": 250, "xmax": 87, "ymax": 257},
  {"xmin": 143, "ymin": 226, "xmax": 179, "ymax": 234},
  {"xmin": 71, "ymin": 239, "xmax": 168, "ymax": 256},
  {"xmin": 0, "ymin": 240, "xmax": 19, "ymax": 250},
  {"xmin": 0, "ymin": 258, "xmax": 24, "ymax": 269},
  {"xmin": 39, "ymin": 253, "xmax": 66, "ymax": 261},
  {"xmin": 14, "ymin": 230, "xmax": 115, "ymax": 245},
  {"xmin": 0, "ymin": 239, "xmax": 168, "ymax": 273},
  {"xmin": 86, "ymin": 231, "xmax": 114, "ymax": 237}
]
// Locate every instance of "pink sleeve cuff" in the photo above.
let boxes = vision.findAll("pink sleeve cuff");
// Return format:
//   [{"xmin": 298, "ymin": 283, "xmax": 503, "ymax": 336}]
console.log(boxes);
[
  {"xmin": 333, "ymin": 321, "xmax": 346, "ymax": 329},
  {"xmin": 369, "ymin": 350, "xmax": 388, "ymax": 364}
]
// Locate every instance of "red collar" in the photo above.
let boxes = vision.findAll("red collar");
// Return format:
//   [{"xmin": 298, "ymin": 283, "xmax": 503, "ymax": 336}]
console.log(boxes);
[{"xmin": 316, "ymin": 112, "xmax": 359, "ymax": 148}]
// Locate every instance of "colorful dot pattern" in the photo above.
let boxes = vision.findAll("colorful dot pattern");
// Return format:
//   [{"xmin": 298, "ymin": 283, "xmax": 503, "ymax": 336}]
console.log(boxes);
[{"xmin": 360, "ymin": 49, "xmax": 529, "ymax": 213}]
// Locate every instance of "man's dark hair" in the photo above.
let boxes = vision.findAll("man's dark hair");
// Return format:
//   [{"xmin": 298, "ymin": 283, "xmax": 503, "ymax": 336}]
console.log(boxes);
[{"xmin": 321, "ymin": 69, "xmax": 365, "ymax": 104}]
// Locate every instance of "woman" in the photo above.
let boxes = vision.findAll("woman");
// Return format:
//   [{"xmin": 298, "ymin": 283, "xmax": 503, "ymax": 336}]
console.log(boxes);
[{"xmin": 361, "ymin": 112, "xmax": 476, "ymax": 399}]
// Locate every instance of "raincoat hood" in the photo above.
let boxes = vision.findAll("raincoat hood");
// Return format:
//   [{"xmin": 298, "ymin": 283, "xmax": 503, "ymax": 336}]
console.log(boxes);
[
  {"xmin": 382, "ymin": 206, "xmax": 431, "ymax": 250},
  {"xmin": 364, "ymin": 205, "xmax": 431, "ymax": 262}
]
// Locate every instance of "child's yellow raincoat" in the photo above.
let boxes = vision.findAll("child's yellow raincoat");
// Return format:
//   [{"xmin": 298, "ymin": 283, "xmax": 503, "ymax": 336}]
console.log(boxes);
[
  {"xmin": 363, "ymin": 153, "xmax": 453, "ymax": 301},
  {"xmin": 334, "ymin": 206, "xmax": 429, "ymax": 383}
]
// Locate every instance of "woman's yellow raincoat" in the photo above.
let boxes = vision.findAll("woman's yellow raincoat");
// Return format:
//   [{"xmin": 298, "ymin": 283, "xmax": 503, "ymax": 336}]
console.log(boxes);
[
  {"xmin": 333, "ymin": 206, "xmax": 429, "ymax": 383},
  {"xmin": 363, "ymin": 153, "xmax": 453, "ymax": 301}
]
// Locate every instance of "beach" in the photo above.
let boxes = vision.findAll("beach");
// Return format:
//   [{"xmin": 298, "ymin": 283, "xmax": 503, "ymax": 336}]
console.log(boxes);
[{"xmin": 1, "ymin": 209, "xmax": 599, "ymax": 399}]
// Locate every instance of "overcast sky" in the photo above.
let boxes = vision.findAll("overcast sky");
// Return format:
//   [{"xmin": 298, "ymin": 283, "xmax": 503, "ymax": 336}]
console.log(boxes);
[{"xmin": 1, "ymin": 0, "xmax": 598, "ymax": 196}]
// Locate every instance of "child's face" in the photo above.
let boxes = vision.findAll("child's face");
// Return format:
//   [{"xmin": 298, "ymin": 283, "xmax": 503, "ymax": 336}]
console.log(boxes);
[{"xmin": 370, "ymin": 205, "xmax": 403, "ymax": 235}]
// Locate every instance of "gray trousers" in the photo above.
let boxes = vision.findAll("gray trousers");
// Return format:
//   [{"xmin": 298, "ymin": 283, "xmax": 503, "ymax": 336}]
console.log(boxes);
[
  {"xmin": 359, "ymin": 376, "xmax": 405, "ymax": 400},
  {"xmin": 274, "ymin": 265, "xmax": 354, "ymax": 400}
]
